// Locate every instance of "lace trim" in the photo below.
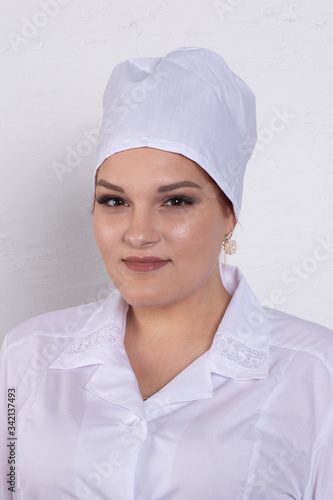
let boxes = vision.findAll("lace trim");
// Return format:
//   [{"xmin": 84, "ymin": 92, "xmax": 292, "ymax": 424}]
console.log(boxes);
[
  {"xmin": 211, "ymin": 334, "xmax": 269, "ymax": 370},
  {"xmin": 63, "ymin": 323, "xmax": 122, "ymax": 355}
]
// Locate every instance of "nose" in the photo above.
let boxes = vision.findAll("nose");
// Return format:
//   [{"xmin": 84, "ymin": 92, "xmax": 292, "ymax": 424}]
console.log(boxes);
[{"xmin": 123, "ymin": 206, "xmax": 160, "ymax": 248}]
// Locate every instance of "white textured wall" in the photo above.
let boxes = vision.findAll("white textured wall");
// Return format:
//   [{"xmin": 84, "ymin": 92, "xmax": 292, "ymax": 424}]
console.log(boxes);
[{"xmin": 1, "ymin": 0, "xmax": 332, "ymax": 342}]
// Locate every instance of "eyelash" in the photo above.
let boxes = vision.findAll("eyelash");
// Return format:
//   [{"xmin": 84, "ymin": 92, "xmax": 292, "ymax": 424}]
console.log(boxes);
[{"xmin": 95, "ymin": 194, "xmax": 196, "ymax": 208}]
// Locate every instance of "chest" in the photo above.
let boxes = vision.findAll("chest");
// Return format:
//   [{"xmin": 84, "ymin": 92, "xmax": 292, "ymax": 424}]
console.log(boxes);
[
  {"xmin": 15, "ymin": 359, "xmax": 312, "ymax": 500},
  {"xmin": 124, "ymin": 338, "xmax": 211, "ymax": 400}
]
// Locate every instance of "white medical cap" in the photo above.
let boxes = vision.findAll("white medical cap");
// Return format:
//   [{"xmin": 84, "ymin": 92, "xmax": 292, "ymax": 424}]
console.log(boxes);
[{"xmin": 94, "ymin": 47, "xmax": 257, "ymax": 220}]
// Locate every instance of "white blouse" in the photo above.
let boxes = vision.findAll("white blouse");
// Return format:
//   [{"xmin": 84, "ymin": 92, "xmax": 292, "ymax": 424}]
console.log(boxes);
[{"xmin": 1, "ymin": 263, "xmax": 333, "ymax": 500}]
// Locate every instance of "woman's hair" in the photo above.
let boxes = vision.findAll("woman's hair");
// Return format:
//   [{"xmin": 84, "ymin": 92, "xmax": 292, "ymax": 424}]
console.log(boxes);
[
  {"xmin": 215, "ymin": 182, "xmax": 236, "ymax": 221},
  {"xmin": 195, "ymin": 163, "xmax": 237, "ymax": 224}
]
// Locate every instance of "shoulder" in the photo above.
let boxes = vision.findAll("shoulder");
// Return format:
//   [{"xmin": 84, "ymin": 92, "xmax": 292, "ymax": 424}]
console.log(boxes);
[
  {"xmin": 264, "ymin": 306, "xmax": 333, "ymax": 372},
  {"xmin": 3, "ymin": 299, "xmax": 104, "ymax": 351},
  {"xmin": 1, "ymin": 299, "xmax": 105, "ymax": 390}
]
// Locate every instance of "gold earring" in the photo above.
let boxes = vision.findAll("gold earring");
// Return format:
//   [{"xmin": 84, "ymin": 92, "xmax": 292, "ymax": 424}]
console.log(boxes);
[{"xmin": 223, "ymin": 232, "xmax": 237, "ymax": 255}]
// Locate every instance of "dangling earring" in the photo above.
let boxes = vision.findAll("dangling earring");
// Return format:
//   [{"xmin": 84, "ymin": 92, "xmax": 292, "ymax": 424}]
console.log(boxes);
[{"xmin": 223, "ymin": 232, "xmax": 237, "ymax": 255}]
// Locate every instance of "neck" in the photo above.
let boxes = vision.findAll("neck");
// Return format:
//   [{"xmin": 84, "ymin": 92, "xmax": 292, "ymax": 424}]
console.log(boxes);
[{"xmin": 125, "ymin": 262, "xmax": 232, "ymax": 346}]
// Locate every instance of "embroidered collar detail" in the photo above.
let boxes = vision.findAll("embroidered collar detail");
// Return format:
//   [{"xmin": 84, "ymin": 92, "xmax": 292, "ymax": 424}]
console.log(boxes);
[
  {"xmin": 62, "ymin": 323, "xmax": 122, "ymax": 356},
  {"xmin": 211, "ymin": 334, "xmax": 269, "ymax": 370}
]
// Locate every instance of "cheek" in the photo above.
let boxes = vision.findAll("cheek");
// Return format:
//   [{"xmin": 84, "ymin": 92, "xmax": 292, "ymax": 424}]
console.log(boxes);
[
  {"xmin": 165, "ymin": 212, "xmax": 224, "ymax": 253},
  {"xmin": 93, "ymin": 217, "xmax": 103, "ymax": 249},
  {"xmin": 93, "ymin": 216, "xmax": 116, "ymax": 252}
]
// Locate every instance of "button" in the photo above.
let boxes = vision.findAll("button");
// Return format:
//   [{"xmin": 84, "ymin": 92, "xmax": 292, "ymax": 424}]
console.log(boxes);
[
  {"xmin": 126, "ymin": 418, "xmax": 147, "ymax": 434},
  {"xmin": 127, "ymin": 419, "xmax": 141, "ymax": 429}
]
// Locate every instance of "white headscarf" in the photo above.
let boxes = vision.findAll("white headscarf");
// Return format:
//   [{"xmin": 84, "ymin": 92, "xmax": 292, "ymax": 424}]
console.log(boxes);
[{"xmin": 94, "ymin": 47, "xmax": 257, "ymax": 220}]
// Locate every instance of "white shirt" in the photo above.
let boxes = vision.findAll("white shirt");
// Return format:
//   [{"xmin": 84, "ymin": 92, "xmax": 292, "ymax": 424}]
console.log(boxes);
[{"xmin": 1, "ymin": 263, "xmax": 333, "ymax": 500}]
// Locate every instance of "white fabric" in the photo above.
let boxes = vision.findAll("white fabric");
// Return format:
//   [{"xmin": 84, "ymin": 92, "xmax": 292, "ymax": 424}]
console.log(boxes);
[
  {"xmin": 94, "ymin": 47, "xmax": 257, "ymax": 220},
  {"xmin": 1, "ymin": 263, "xmax": 333, "ymax": 500}
]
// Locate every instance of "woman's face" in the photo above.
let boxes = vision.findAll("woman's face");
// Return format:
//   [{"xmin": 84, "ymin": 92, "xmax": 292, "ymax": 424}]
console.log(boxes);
[{"xmin": 93, "ymin": 147, "xmax": 235, "ymax": 307}]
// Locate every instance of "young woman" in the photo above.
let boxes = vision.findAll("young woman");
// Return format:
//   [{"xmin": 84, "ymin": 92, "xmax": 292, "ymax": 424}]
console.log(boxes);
[{"xmin": 1, "ymin": 47, "xmax": 332, "ymax": 500}]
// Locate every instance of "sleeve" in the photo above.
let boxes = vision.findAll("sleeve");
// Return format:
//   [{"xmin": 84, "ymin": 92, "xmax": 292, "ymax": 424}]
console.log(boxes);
[
  {"xmin": 0, "ymin": 335, "xmax": 14, "ymax": 499},
  {"xmin": 303, "ymin": 401, "xmax": 333, "ymax": 499}
]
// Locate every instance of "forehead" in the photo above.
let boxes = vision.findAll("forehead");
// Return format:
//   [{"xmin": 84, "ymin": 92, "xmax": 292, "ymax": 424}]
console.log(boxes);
[{"xmin": 96, "ymin": 147, "xmax": 209, "ymax": 183}]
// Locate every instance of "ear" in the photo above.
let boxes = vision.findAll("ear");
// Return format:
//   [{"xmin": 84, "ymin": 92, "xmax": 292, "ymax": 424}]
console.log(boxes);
[
  {"xmin": 227, "ymin": 210, "xmax": 237, "ymax": 234},
  {"xmin": 90, "ymin": 195, "xmax": 95, "ymax": 215}
]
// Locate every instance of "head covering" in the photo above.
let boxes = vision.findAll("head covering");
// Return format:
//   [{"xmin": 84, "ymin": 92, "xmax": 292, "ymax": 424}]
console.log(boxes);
[{"xmin": 94, "ymin": 47, "xmax": 257, "ymax": 220}]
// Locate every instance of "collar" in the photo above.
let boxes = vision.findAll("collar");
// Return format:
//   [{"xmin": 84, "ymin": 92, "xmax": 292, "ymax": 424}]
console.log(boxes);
[
  {"xmin": 209, "ymin": 264, "xmax": 269, "ymax": 379},
  {"xmin": 49, "ymin": 263, "xmax": 270, "ymax": 416}
]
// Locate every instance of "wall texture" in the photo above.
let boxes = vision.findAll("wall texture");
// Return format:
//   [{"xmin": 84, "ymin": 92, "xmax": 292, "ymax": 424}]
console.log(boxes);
[{"xmin": 1, "ymin": 0, "xmax": 333, "ymax": 342}]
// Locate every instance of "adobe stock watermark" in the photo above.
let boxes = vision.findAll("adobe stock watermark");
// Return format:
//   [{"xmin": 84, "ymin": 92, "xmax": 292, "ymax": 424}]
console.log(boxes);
[
  {"xmin": 261, "ymin": 235, "xmax": 333, "ymax": 311},
  {"xmin": 253, "ymin": 438, "xmax": 306, "ymax": 493},
  {"xmin": 52, "ymin": 128, "xmax": 100, "ymax": 183},
  {"xmin": 252, "ymin": 106, "xmax": 296, "ymax": 158},
  {"xmin": 73, "ymin": 449, "xmax": 126, "ymax": 500},
  {"xmin": 76, "ymin": 286, "xmax": 114, "ymax": 318},
  {"xmin": 223, "ymin": 106, "xmax": 296, "ymax": 181},
  {"xmin": 17, "ymin": 336, "xmax": 68, "ymax": 387},
  {"xmin": 102, "ymin": 70, "xmax": 168, "ymax": 124},
  {"xmin": 232, "ymin": 236, "xmax": 333, "ymax": 342},
  {"xmin": 7, "ymin": 0, "xmax": 71, "ymax": 54},
  {"xmin": 72, "ymin": 414, "xmax": 154, "ymax": 499},
  {"xmin": 52, "ymin": 69, "xmax": 168, "ymax": 183},
  {"xmin": 71, "ymin": 403, "xmax": 171, "ymax": 499},
  {"xmin": 235, "ymin": 437, "xmax": 306, "ymax": 498}
]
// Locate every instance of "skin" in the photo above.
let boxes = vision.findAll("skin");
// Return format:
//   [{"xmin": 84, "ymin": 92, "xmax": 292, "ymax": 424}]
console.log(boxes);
[{"xmin": 93, "ymin": 147, "xmax": 236, "ymax": 397}]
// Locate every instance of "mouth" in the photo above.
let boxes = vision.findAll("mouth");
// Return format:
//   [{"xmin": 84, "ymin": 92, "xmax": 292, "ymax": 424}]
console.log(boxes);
[
  {"xmin": 122, "ymin": 256, "xmax": 170, "ymax": 272},
  {"xmin": 123, "ymin": 256, "xmax": 168, "ymax": 263}
]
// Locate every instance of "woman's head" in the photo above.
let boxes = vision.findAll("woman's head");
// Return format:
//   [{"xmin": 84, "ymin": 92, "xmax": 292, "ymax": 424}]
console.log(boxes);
[
  {"xmin": 93, "ymin": 147, "xmax": 236, "ymax": 307},
  {"xmin": 94, "ymin": 47, "xmax": 257, "ymax": 222},
  {"xmin": 92, "ymin": 47, "xmax": 256, "ymax": 305}
]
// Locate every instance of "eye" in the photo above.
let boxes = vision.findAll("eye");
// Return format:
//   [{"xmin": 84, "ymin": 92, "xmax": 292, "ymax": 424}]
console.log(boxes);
[
  {"xmin": 164, "ymin": 195, "xmax": 195, "ymax": 207},
  {"xmin": 95, "ymin": 195, "xmax": 129, "ymax": 207}
]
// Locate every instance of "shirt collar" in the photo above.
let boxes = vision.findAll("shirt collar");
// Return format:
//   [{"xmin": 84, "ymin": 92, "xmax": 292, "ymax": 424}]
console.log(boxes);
[
  {"xmin": 50, "ymin": 263, "xmax": 269, "ymax": 381},
  {"xmin": 209, "ymin": 264, "xmax": 269, "ymax": 380}
]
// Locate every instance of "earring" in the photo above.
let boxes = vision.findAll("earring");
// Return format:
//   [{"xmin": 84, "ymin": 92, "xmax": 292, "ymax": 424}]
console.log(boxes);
[{"xmin": 223, "ymin": 232, "xmax": 237, "ymax": 255}]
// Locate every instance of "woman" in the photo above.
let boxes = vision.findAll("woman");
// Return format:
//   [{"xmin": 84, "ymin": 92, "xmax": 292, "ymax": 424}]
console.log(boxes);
[{"xmin": 1, "ymin": 47, "xmax": 333, "ymax": 499}]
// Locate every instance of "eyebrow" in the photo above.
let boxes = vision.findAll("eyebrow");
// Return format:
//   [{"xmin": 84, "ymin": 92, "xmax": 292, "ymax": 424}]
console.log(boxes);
[{"xmin": 96, "ymin": 179, "xmax": 202, "ymax": 193}]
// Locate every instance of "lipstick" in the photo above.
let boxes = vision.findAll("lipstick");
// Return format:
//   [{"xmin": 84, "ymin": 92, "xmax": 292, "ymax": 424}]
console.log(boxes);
[{"xmin": 122, "ymin": 256, "xmax": 169, "ymax": 272}]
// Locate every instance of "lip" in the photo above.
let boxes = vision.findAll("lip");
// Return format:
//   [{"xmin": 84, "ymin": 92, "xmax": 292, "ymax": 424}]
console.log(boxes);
[
  {"xmin": 122, "ymin": 256, "xmax": 170, "ymax": 272},
  {"xmin": 123, "ymin": 256, "xmax": 168, "ymax": 263}
]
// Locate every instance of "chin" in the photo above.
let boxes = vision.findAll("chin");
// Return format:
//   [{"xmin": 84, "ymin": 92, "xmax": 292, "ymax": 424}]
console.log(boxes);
[
  {"xmin": 118, "ymin": 285, "xmax": 179, "ymax": 309},
  {"xmin": 122, "ymin": 291, "xmax": 167, "ymax": 308}
]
